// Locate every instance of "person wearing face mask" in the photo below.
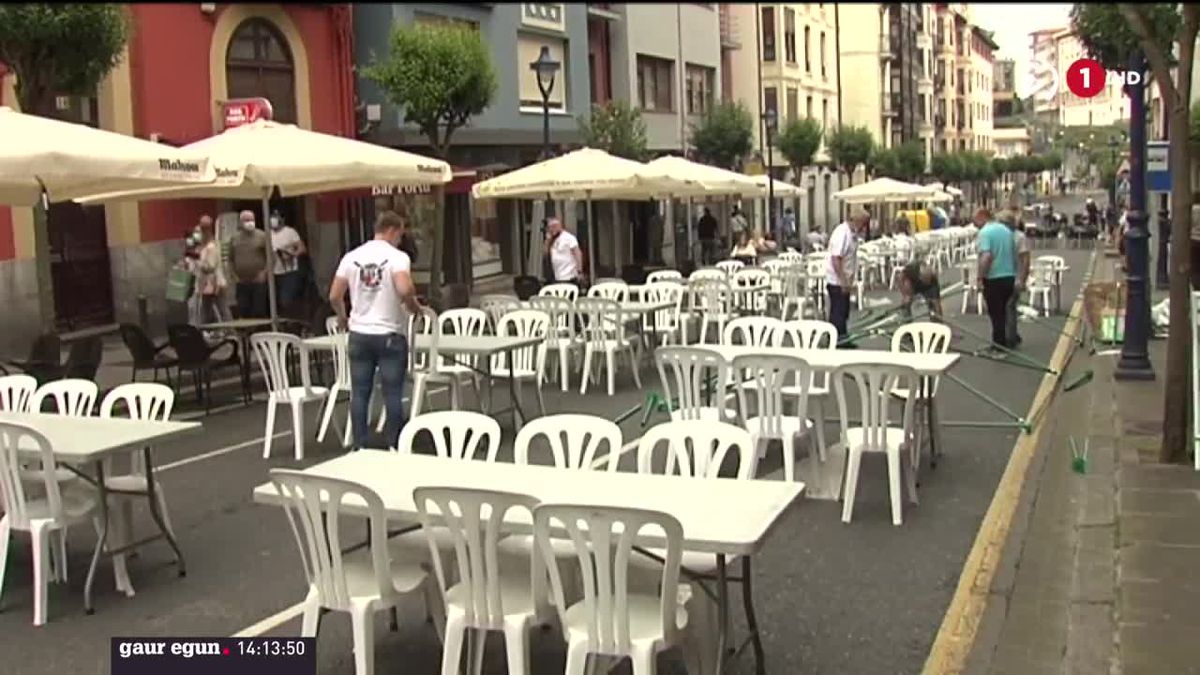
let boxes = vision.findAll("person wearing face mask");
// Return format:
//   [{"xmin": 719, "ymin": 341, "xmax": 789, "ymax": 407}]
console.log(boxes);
[
  {"xmin": 268, "ymin": 212, "xmax": 306, "ymax": 314},
  {"xmin": 193, "ymin": 215, "xmax": 231, "ymax": 325},
  {"xmin": 329, "ymin": 208, "xmax": 422, "ymax": 450},
  {"xmin": 229, "ymin": 210, "xmax": 270, "ymax": 319}
]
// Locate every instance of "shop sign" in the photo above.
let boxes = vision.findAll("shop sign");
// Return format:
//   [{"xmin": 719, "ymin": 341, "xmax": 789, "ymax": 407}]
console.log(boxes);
[
  {"xmin": 223, "ymin": 98, "xmax": 273, "ymax": 129},
  {"xmin": 522, "ymin": 3, "xmax": 565, "ymax": 32}
]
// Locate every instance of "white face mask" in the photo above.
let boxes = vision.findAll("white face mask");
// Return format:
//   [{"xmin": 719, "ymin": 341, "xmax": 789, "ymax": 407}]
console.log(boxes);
[
  {"xmin": 241, "ymin": 220, "xmax": 256, "ymax": 231},
  {"xmin": 269, "ymin": 216, "xmax": 281, "ymax": 230}
]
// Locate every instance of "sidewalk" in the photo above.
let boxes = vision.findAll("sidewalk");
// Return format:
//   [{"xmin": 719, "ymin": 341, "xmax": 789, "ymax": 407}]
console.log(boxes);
[{"xmin": 964, "ymin": 254, "xmax": 1200, "ymax": 674}]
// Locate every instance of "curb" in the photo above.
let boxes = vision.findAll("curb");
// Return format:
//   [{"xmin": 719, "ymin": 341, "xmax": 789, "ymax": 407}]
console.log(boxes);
[{"xmin": 921, "ymin": 252, "xmax": 1093, "ymax": 674}]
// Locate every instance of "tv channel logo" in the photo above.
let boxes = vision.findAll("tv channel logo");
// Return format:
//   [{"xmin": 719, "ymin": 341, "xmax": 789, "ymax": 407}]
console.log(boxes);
[{"xmin": 1065, "ymin": 58, "xmax": 1146, "ymax": 98}]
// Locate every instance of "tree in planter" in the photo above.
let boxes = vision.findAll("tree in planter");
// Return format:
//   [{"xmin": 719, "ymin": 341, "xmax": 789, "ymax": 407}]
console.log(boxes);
[
  {"xmin": 775, "ymin": 117, "xmax": 823, "ymax": 183},
  {"xmin": 688, "ymin": 101, "xmax": 755, "ymax": 170},
  {"xmin": 363, "ymin": 22, "xmax": 497, "ymax": 303},
  {"xmin": 0, "ymin": 3, "xmax": 130, "ymax": 332},
  {"xmin": 1073, "ymin": 2, "xmax": 1199, "ymax": 462},
  {"xmin": 930, "ymin": 152, "xmax": 964, "ymax": 192},
  {"xmin": 578, "ymin": 100, "xmax": 649, "ymax": 161},
  {"xmin": 894, "ymin": 141, "xmax": 926, "ymax": 183},
  {"xmin": 826, "ymin": 125, "xmax": 875, "ymax": 185},
  {"xmin": 867, "ymin": 146, "xmax": 900, "ymax": 179}
]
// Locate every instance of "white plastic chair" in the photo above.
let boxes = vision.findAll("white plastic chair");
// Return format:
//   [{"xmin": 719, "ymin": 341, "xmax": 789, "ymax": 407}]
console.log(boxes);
[
  {"xmin": 479, "ymin": 294, "xmax": 522, "ymax": 334},
  {"xmin": 641, "ymin": 283, "xmax": 686, "ymax": 348},
  {"xmin": 394, "ymin": 410, "xmax": 501, "ymax": 460},
  {"xmin": 890, "ymin": 322, "xmax": 952, "ymax": 469},
  {"xmin": 488, "ymin": 310, "xmax": 550, "ymax": 416},
  {"xmin": 959, "ymin": 260, "xmax": 985, "ymax": 314},
  {"xmin": 576, "ymin": 297, "xmax": 642, "ymax": 396},
  {"xmin": 30, "ymin": 379, "xmax": 98, "ymax": 417},
  {"xmin": 688, "ymin": 268, "xmax": 725, "ymax": 284},
  {"xmin": 732, "ymin": 268, "xmax": 770, "ymax": 314},
  {"xmin": 646, "ymin": 270, "xmax": 683, "ymax": 284},
  {"xmin": 776, "ymin": 320, "xmax": 837, "ymax": 461},
  {"xmin": 539, "ymin": 283, "xmax": 580, "ymax": 302},
  {"xmin": 777, "ymin": 264, "xmax": 809, "ymax": 320},
  {"xmin": 533, "ymin": 503, "xmax": 689, "ymax": 675},
  {"xmin": 635, "ymin": 419, "xmax": 756, "ymax": 480},
  {"xmin": 832, "ymin": 364, "xmax": 920, "ymax": 526},
  {"xmin": 271, "ymin": 469, "xmax": 432, "ymax": 675},
  {"xmin": 721, "ymin": 316, "xmax": 782, "ymax": 348},
  {"xmin": 715, "ymin": 259, "xmax": 744, "ymax": 277},
  {"xmin": 527, "ymin": 296, "xmax": 579, "ymax": 393},
  {"xmin": 436, "ymin": 308, "xmax": 488, "ymax": 407},
  {"xmin": 317, "ymin": 333, "xmax": 353, "ymax": 449},
  {"xmin": 0, "ymin": 374, "xmax": 36, "ymax": 412},
  {"xmin": 0, "ymin": 422, "xmax": 101, "ymax": 626},
  {"xmin": 513, "ymin": 414, "xmax": 623, "ymax": 472},
  {"xmin": 805, "ymin": 258, "xmax": 827, "ymax": 314},
  {"xmin": 98, "ymin": 383, "xmax": 177, "ymax": 598},
  {"xmin": 655, "ymin": 346, "xmax": 736, "ymax": 424},
  {"xmin": 733, "ymin": 354, "xmax": 815, "ymax": 483},
  {"xmin": 251, "ymin": 333, "xmax": 329, "ymax": 461},
  {"xmin": 588, "ymin": 281, "xmax": 630, "ymax": 303},
  {"xmin": 325, "ymin": 315, "xmax": 345, "ymax": 336},
  {"xmin": 1026, "ymin": 261, "xmax": 1057, "ymax": 317},
  {"xmin": 414, "ymin": 487, "xmax": 550, "ymax": 675},
  {"xmin": 690, "ymin": 278, "xmax": 735, "ymax": 344}
]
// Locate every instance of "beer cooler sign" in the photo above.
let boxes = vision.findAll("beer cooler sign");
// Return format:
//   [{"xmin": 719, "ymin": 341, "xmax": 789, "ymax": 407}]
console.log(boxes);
[{"xmin": 223, "ymin": 98, "xmax": 274, "ymax": 130}]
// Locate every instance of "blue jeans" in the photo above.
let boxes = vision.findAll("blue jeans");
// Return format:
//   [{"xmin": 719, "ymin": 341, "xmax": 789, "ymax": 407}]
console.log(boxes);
[
  {"xmin": 348, "ymin": 332, "xmax": 408, "ymax": 450},
  {"xmin": 827, "ymin": 284, "xmax": 852, "ymax": 339}
]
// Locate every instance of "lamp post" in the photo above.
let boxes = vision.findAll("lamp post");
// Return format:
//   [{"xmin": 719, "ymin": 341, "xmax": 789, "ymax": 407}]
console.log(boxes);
[
  {"xmin": 528, "ymin": 46, "xmax": 560, "ymax": 277},
  {"xmin": 762, "ymin": 107, "xmax": 778, "ymax": 239},
  {"xmin": 1155, "ymin": 117, "xmax": 1170, "ymax": 290},
  {"xmin": 1116, "ymin": 50, "xmax": 1155, "ymax": 381}
]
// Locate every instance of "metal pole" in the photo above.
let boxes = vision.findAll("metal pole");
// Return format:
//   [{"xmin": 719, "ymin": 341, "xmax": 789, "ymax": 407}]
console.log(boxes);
[
  {"xmin": 1116, "ymin": 50, "xmax": 1155, "ymax": 381},
  {"xmin": 1155, "ymin": 110, "xmax": 1171, "ymax": 290},
  {"xmin": 262, "ymin": 192, "xmax": 279, "ymax": 330},
  {"xmin": 587, "ymin": 194, "xmax": 596, "ymax": 284},
  {"xmin": 766, "ymin": 133, "xmax": 776, "ymax": 239}
]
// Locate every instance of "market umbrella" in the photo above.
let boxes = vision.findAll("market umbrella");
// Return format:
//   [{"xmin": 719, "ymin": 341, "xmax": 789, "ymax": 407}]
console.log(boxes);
[
  {"xmin": 0, "ymin": 106, "xmax": 215, "ymax": 205},
  {"xmin": 471, "ymin": 148, "xmax": 699, "ymax": 281},
  {"xmin": 748, "ymin": 175, "xmax": 804, "ymax": 198},
  {"xmin": 77, "ymin": 120, "xmax": 453, "ymax": 326},
  {"xmin": 832, "ymin": 177, "xmax": 946, "ymax": 203}
]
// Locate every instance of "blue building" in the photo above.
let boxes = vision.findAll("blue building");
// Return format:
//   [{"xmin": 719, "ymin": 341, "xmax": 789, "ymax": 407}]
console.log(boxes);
[{"xmin": 354, "ymin": 3, "xmax": 591, "ymax": 284}]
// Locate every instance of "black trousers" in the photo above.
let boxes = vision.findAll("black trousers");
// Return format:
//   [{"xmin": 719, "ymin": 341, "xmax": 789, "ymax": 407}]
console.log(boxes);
[
  {"xmin": 827, "ymin": 284, "xmax": 852, "ymax": 340},
  {"xmin": 982, "ymin": 277, "xmax": 1015, "ymax": 347},
  {"xmin": 236, "ymin": 282, "xmax": 269, "ymax": 319}
]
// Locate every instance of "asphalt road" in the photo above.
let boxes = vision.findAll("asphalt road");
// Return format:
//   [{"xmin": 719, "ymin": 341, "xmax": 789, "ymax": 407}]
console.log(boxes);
[{"xmin": 0, "ymin": 239, "xmax": 1096, "ymax": 675}]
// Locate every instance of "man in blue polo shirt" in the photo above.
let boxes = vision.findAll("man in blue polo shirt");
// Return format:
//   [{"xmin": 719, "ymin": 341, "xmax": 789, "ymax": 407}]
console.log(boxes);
[{"xmin": 975, "ymin": 207, "xmax": 1017, "ymax": 349}]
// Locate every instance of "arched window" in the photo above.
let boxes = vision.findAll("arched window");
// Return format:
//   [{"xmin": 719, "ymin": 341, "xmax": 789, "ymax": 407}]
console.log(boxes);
[{"xmin": 225, "ymin": 18, "xmax": 296, "ymax": 124}]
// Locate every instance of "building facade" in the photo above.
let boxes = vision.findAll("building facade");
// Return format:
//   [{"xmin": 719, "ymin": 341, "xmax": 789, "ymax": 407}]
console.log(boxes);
[
  {"xmin": 917, "ymin": 4, "xmax": 936, "ymax": 168},
  {"xmin": 932, "ymin": 4, "xmax": 994, "ymax": 154},
  {"xmin": 607, "ymin": 3, "xmax": 721, "ymax": 153},
  {"xmin": 992, "ymin": 127, "xmax": 1031, "ymax": 158},
  {"xmin": 1051, "ymin": 29, "xmax": 1129, "ymax": 128},
  {"xmin": 969, "ymin": 26, "xmax": 997, "ymax": 153},
  {"xmin": 0, "ymin": 3, "xmax": 355, "ymax": 352},
  {"xmin": 729, "ymin": 2, "xmax": 842, "ymax": 233},
  {"xmin": 993, "ymin": 58, "xmax": 1016, "ymax": 119}
]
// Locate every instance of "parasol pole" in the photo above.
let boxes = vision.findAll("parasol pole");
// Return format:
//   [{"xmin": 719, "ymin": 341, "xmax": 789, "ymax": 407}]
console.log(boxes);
[
  {"xmin": 262, "ymin": 189, "xmax": 279, "ymax": 330},
  {"xmin": 587, "ymin": 190, "xmax": 596, "ymax": 284}
]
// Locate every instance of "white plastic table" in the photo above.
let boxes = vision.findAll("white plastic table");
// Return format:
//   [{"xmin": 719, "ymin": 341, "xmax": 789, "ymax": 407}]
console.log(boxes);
[
  {"xmin": 0, "ymin": 411, "xmax": 201, "ymax": 614},
  {"xmin": 253, "ymin": 450, "xmax": 803, "ymax": 674},
  {"xmin": 303, "ymin": 333, "xmax": 543, "ymax": 428}
]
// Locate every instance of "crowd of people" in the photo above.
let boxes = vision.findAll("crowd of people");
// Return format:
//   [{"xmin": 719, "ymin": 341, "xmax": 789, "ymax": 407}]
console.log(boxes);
[{"xmin": 172, "ymin": 210, "xmax": 310, "ymax": 330}]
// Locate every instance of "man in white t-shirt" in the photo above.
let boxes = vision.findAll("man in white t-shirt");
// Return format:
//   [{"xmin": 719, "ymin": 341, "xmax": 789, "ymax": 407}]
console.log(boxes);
[
  {"xmin": 826, "ymin": 209, "xmax": 871, "ymax": 342},
  {"xmin": 270, "ymin": 213, "xmax": 306, "ymax": 312},
  {"xmin": 545, "ymin": 217, "xmax": 583, "ymax": 283},
  {"xmin": 329, "ymin": 210, "xmax": 421, "ymax": 449}
]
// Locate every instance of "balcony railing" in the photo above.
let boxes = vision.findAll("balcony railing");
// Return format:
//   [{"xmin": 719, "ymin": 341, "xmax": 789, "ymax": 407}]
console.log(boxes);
[
  {"xmin": 719, "ymin": 5, "xmax": 741, "ymax": 49},
  {"xmin": 882, "ymin": 92, "xmax": 902, "ymax": 117}
]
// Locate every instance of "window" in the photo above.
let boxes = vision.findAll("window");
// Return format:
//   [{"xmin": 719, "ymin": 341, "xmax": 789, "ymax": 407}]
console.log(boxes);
[
  {"xmin": 822, "ymin": 98, "xmax": 829, "ymax": 127},
  {"xmin": 820, "ymin": 31, "xmax": 827, "ymax": 77},
  {"xmin": 761, "ymin": 7, "xmax": 776, "ymax": 62},
  {"xmin": 804, "ymin": 26, "xmax": 811, "ymax": 72},
  {"xmin": 518, "ymin": 35, "xmax": 568, "ymax": 110},
  {"xmin": 685, "ymin": 63, "xmax": 715, "ymax": 115},
  {"xmin": 786, "ymin": 87, "xmax": 798, "ymax": 122},
  {"xmin": 764, "ymin": 87, "xmax": 778, "ymax": 119},
  {"xmin": 784, "ymin": 9, "xmax": 797, "ymax": 63},
  {"xmin": 636, "ymin": 55, "xmax": 674, "ymax": 112},
  {"xmin": 226, "ymin": 18, "xmax": 297, "ymax": 124},
  {"xmin": 806, "ymin": 94, "xmax": 813, "ymax": 119}
]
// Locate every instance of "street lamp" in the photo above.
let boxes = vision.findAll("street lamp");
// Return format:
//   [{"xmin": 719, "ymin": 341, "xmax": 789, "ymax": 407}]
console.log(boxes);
[
  {"xmin": 530, "ymin": 46, "xmax": 560, "ymax": 161},
  {"xmin": 1116, "ymin": 50, "xmax": 1154, "ymax": 381},
  {"xmin": 761, "ymin": 107, "xmax": 778, "ymax": 239}
]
